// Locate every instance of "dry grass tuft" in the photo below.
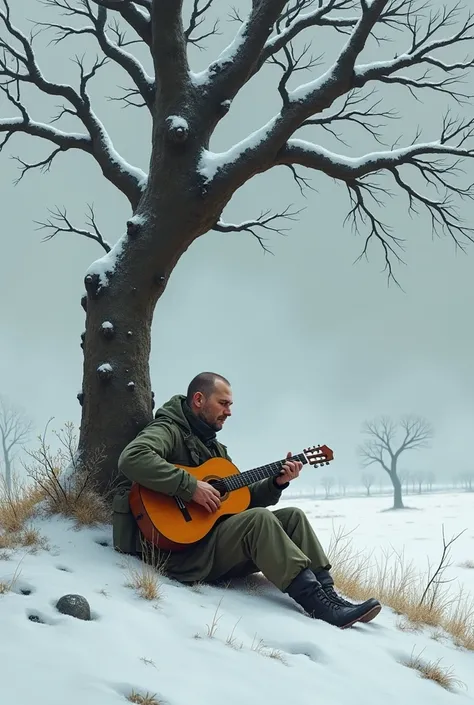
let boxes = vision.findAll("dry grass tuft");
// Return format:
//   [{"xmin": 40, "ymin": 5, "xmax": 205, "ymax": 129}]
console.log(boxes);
[
  {"xmin": 0, "ymin": 474, "xmax": 44, "ymax": 533},
  {"xmin": 0, "ymin": 525, "xmax": 49, "ymax": 553},
  {"xmin": 124, "ymin": 540, "xmax": 166, "ymax": 602},
  {"xmin": 0, "ymin": 556, "xmax": 24, "ymax": 594},
  {"xmin": 205, "ymin": 596, "xmax": 224, "ymax": 638},
  {"xmin": 402, "ymin": 648, "xmax": 465, "ymax": 691},
  {"xmin": 22, "ymin": 421, "xmax": 110, "ymax": 527},
  {"xmin": 329, "ymin": 524, "xmax": 474, "ymax": 650},
  {"xmin": 250, "ymin": 636, "xmax": 288, "ymax": 665},
  {"xmin": 127, "ymin": 691, "xmax": 162, "ymax": 705},
  {"xmin": 125, "ymin": 562, "xmax": 162, "ymax": 601}
]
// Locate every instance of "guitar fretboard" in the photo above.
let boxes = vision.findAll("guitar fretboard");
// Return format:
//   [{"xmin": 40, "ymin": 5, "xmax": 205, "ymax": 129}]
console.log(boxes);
[{"xmin": 222, "ymin": 453, "xmax": 308, "ymax": 492}]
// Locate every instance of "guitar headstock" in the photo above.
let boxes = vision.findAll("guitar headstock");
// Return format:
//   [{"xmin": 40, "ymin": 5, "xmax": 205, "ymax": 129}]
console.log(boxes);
[{"xmin": 303, "ymin": 445, "xmax": 334, "ymax": 467}]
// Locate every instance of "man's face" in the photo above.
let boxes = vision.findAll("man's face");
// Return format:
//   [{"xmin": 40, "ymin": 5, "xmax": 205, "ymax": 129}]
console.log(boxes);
[{"xmin": 193, "ymin": 379, "xmax": 233, "ymax": 432}]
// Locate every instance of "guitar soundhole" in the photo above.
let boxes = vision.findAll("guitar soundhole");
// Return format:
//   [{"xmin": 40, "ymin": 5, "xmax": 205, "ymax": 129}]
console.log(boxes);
[{"xmin": 206, "ymin": 477, "xmax": 228, "ymax": 499}]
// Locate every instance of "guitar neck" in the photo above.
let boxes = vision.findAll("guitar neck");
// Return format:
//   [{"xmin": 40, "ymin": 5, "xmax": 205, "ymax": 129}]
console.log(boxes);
[{"xmin": 223, "ymin": 453, "xmax": 308, "ymax": 492}]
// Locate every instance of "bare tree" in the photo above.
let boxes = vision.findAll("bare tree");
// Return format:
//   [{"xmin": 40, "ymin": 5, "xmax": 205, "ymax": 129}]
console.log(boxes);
[
  {"xmin": 337, "ymin": 476, "xmax": 347, "ymax": 497},
  {"xmin": 358, "ymin": 416, "xmax": 433, "ymax": 509},
  {"xmin": 413, "ymin": 470, "xmax": 426, "ymax": 494},
  {"xmin": 460, "ymin": 472, "xmax": 473, "ymax": 492},
  {"xmin": 361, "ymin": 472, "xmax": 374, "ymax": 497},
  {"xmin": 426, "ymin": 470, "xmax": 435, "ymax": 492},
  {"xmin": 321, "ymin": 475, "xmax": 333, "ymax": 499},
  {"xmin": 1, "ymin": 1, "xmax": 473, "ymax": 490},
  {"xmin": 0, "ymin": 394, "xmax": 33, "ymax": 492}
]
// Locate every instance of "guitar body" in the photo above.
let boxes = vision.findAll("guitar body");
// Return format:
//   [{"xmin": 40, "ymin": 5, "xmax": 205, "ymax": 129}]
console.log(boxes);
[{"xmin": 129, "ymin": 457, "xmax": 251, "ymax": 552}]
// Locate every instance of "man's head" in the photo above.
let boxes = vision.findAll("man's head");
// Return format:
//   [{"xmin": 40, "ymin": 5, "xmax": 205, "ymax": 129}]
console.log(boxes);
[{"xmin": 186, "ymin": 372, "xmax": 233, "ymax": 432}]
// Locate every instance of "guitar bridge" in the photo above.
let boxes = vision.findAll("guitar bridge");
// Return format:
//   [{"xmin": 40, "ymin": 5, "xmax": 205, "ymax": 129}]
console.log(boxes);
[{"xmin": 175, "ymin": 496, "xmax": 192, "ymax": 522}]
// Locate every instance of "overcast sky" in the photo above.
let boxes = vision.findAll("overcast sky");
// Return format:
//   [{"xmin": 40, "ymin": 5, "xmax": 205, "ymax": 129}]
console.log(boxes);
[{"xmin": 1, "ymin": 0, "xmax": 473, "ymax": 490}]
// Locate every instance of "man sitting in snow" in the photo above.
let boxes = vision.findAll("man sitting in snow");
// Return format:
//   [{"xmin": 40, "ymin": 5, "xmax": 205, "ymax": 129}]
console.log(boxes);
[{"xmin": 113, "ymin": 372, "xmax": 381, "ymax": 628}]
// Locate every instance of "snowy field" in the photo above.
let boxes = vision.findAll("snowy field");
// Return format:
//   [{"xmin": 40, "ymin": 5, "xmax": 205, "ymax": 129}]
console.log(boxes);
[
  {"xmin": 281, "ymin": 492, "xmax": 474, "ymax": 595},
  {"xmin": 0, "ymin": 492, "xmax": 473, "ymax": 705}
]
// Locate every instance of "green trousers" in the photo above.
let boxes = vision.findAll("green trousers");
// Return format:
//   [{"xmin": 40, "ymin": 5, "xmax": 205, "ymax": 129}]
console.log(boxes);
[{"xmin": 164, "ymin": 506, "xmax": 330, "ymax": 592}]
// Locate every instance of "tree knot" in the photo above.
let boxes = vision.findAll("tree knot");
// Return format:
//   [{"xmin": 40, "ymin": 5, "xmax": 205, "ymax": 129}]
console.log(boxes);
[{"xmin": 165, "ymin": 115, "xmax": 189, "ymax": 144}]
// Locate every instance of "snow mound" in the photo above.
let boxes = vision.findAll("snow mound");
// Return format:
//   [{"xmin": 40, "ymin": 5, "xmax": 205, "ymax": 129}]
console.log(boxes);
[{"xmin": 0, "ymin": 513, "xmax": 472, "ymax": 705}]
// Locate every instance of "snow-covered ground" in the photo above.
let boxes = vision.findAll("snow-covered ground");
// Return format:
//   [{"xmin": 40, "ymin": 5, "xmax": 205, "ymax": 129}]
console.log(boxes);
[
  {"xmin": 280, "ymin": 492, "xmax": 474, "ymax": 595},
  {"xmin": 0, "ymin": 493, "xmax": 473, "ymax": 705}
]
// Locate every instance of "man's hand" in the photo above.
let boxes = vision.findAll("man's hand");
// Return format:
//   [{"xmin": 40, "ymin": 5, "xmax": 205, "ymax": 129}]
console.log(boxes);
[
  {"xmin": 275, "ymin": 451, "xmax": 303, "ymax": 486},
  {"xmin": 192, "ymin": 480, "xmax": 221, "ymax": 513}
]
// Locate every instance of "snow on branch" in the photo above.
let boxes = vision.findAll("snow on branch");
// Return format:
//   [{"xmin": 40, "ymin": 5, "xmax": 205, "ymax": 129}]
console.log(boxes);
[
  {"xmin": 35, "ymin": 205, "xmax": 111, "ymax": 252},
  {"xmin": 276, "ymin": 112, "xmax": 474, "ymax": 281},
  {"xmin": 192, "ymin": 0, "xmax": 288, "ymax": 94},
  {"xmin": 212, "ymin": 205, "xmax": 302, "ymax": 254},
  {"xmin": 0, "ymin": 0, "xmax": 146, "ymax": 207},
  {"xmin": 353, "ymin": 4, "xmax": 474, "ymax": 101},
  {"xmin": 198, "ymin": 1, "xmax": 473, "ymax": 282},
  {"xmin": 258, "ymin": 0, "xmax": 412, "ymax": 70},
  {"xmin": 184, "ymin": 0, "xmax": 220, "ymax": 49},
  {"xmin": 0, "ymin": 83, "xmax": 92, "ymax": 168},
  {"xmin": 36, "ymin": 1, "xmax": 155, "ymax": 110}
]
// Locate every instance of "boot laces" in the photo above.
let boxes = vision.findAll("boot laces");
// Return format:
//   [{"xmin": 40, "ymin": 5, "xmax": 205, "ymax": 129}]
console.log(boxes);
[
  {"xmin": 319, "ymin": 586, "xmax": 341, "ymax": 610},
  {"xmin": 325, "ymin": 585, "xmax": 353, "ymax": 607}
]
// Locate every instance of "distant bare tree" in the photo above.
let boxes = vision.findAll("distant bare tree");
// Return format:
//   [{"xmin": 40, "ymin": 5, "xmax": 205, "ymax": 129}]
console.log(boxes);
[
  {"xmin": 358, "ymin": 416, "xmax": 433, "ymax": 509},
  {"xmin": 460, "ymin": 473, "xmax": 473, "ymax": 492},
  {"xmin": 426, "ymin": 471, "xmax": 435, "ymax": 492},
  {"xmin": 413, "ymin": 470, "xmax": 426, "ymax": 494},
  {"xmin": 361, "ymin": 473, "xmax": 375, "ymax": 497},
  {"xmin": 0, "ymin": 394, "xmax": 33, "ymax": 492},
  {"xmin": 337, "ymin": 477, "xmax": 347, "ymax": 498},
  {"xmin": 321, "ymin": 476, "xmax": 334, "ymax": 500}
]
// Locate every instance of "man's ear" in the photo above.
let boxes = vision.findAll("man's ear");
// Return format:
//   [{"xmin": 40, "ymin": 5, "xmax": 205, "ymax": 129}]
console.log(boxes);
[{"xmin": 194, "ymin": 392, "xmax": 203, "ymax": 408}]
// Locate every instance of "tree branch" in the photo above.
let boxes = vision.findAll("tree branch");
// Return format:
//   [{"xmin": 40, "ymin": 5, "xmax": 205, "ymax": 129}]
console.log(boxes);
[
  {"xmin": 199, "ymin": 0, "xmax": 392, "ymax": 188},
  {"xmin": 89, "ymin": 0, "xmax": 151, "ymax": 46},
  {"xmin": 36, "ymin": 1, "xmax": 155, "ymax": 110},
  {"xmin": 396, "ymin": 415, "xmax": 433, "ymax": 455},
  {"xmin": 353, "ymin": 4, "xmax": 474, "ymax": 99},
  {"xmin": 0, "ymin": 0, "xmax": 146, "ymax": 207},
  {"xmin": 151, "ymin": 0, "xmax": 189, "ymax": 98},
  {"xmin": 0, "ymin": 395, "xmax": 33, "ymax": 457},
  {"xmin": 274, "ymin": 116, "xmax": 474, "ymax": 280},
  {"xmin": 212, "ymin": 205, "xmax": 302, "ymax": 254},
  {"xmin": 359, "ymin": 414, "xmax": 433, "ymax": 479},
  {"xmin": 301, "ymin": 88, "xmax": 399, "ymax": 147},
  {"xmin": 198, "ymin": 0, "xmax": 288, "ymax": 97},
  {"xmin": 258, "ymin": 0, "xmax": 421, "ymax": 71},
  {"xmin": 35, "ymin": 205, "xmax": 111, "ymax": 252},
  {"xmin": 184, "ymin": 0, "xmax": 220, "ymax": 50}
]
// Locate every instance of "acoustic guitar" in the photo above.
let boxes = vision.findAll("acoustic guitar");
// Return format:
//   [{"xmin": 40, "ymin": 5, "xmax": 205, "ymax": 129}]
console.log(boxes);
[{"xmin": 129, "ymin": 445, "xmax": 334, "ymax": 552}]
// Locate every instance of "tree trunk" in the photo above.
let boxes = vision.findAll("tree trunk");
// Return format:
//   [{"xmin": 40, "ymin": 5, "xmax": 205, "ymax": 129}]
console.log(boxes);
[
  {"xmin": 390, "ymin": 471, "xmax": 404, "ymax": 509},
  {"xmin": 77, "ymin": 83, "xmax": 235, "ymax": 493},
  {"xmin": 1, "ymin": 436, "xmax": 11, "ymax": 493}
]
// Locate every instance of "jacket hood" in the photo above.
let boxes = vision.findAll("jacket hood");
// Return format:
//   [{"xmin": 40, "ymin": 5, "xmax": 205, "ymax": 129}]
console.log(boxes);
[{"xmin": 154, "ymin": 394, "xmax": 190, "ymax": 431}]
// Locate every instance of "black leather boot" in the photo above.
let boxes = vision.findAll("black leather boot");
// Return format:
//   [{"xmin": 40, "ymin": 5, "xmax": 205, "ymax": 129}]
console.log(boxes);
[
  {"xmin": 314, "ymin": 569, "xmax": 381, "ymax": 624},
  {"xmin": 286, "ymin": 568, "xmax": 380, "ymax": 629}
]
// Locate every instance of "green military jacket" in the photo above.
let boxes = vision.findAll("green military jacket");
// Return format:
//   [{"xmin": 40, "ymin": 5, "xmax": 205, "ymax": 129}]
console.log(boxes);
[{"xmin": 112, "ymin": 394, "xmax": 284, "ymax": 577}]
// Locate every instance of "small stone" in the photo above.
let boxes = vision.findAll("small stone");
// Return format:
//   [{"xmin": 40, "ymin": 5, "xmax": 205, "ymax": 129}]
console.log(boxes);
[
  {"xmin": 28, "ymin": 614, "xmax": 43, "ymax": 624},
  {"xmin": 56, "ymin": 594, "xmax": 91, "ymax": 621}
]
